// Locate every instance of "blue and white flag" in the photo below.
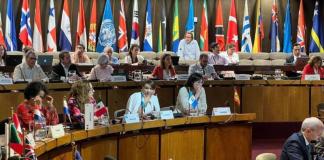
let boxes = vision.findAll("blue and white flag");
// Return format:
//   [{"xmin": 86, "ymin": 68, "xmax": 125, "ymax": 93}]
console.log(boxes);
[
  {"xmin": 59, "ymin": 0, "xmax": 72, "ymax": 51},
  {"xmin": 34, "ymin": 109, "xmax": 44, "ymax": 121},
  {"xmin": 185, "ymin": 0, "xmax": 194, "ymax": 33},
  {"xmin": 97, "ymin": 0, "xmax": 116, "ymax": 52},
  {"xmin": 270, "ymin": 0, "xmax": 281, "ymax": 52},
  {"xmin": 241, "ymin": 0, "xmax": 252, "ymax": 53},
  {"xmin": 188, "ymin": 91, "xmax": 198, "ymax": 110},
  {"xmin": 63, "ymin": 98, "xmax": 72, "ymax": 123},
  {"xmin": 283, "ymin": 0, "xmax": 292, "ymax": 53},
  {"xmin": 143, "ymin": 0, "xmax": 153, "ymax": 51},
  {"xmin": 5, "ymin": 0, "xmax": 17, "ymax": 51}
]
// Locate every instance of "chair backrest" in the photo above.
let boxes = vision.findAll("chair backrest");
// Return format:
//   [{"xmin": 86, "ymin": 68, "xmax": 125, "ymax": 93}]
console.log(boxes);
[
  {"xmin": 253, "ymin": 59, "xmax": 271, "ymax": 66},
  {"xmin": 45, "ymin": 52, "xmax": 60, "ymax": 59},
  {"xmin": 119, "ymin": 52, "xmax": 128, "ymax": 60},
  {"xmin": 251, "ymin": 53, "xmax": 270, "ymax": 60},
  {"xmin": 269, "ymin": 52, "xmax": 288, "ymax": 60},
  {"xmin": 139, "ymin": 51, "xmax": 157, "ymax": 60},
  {"xmin": 179, "ymin": 59, "xmax": 197, "ymax": 65},
  {"xmin": 309, "ymin": 53, "xmax": 324, "ymax": 59},
  {"xmin": 156, "ymin": 51, "xmax": 176, "ymax": 60},
  {"xmin": 112, "ymin": 52, "xmax": 119, "ymax": 58},
  {"xmin": 238, "ymin": 59, "xmax": 253, "ymax": 66},
  {"xmin": 256, "ymin": 153, "xmax": 277, "ymax": 160},
  {"xmin": 200, "ymin": 51, "xmax": 211, "ymax": 55},
  {"xmin": 238, "ymin": 52, "xmax": 252, "ymax": 60},
  {"xmin": 271, "ymin": 59, "xmax": 286, "ymax": 66},
  {"xmin": 7, "ymin": 51, "xmax": 24, "ymax": 55},
  {"xmin": 85, "ymin": 52, "xmax": 100, "ymax": 59},
  {"xmin": 114, "ymin": 109, "xmax": 126, "ymax": 119}
]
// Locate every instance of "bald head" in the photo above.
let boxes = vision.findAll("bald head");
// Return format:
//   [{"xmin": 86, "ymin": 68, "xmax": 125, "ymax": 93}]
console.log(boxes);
[{"xmin": 301, "ymin": 117, "xmax": 324, "ymax": 142}]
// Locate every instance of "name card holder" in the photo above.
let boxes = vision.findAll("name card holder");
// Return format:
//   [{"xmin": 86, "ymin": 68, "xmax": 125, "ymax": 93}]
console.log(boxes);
[
  {"xmin": 305, "ymin": 74, "xmax": 320, "ymax": 81},
  {"xmin": 160, "ymin": 110, "xmax": 174, "ymax": 120},
  {"xmin": 212, "ymin": 107, "xmax": 231, "ymax": 116},
  {"xmin": 235, "ymin": 74, "xmax": 251, "ymax": 80},
  {"xmin": 111, "ymin": 75, "xmax": 127, "ymax": 82},
  {"xmin": 85, "ymin": 103, "xmax": 94, "ymax": 130},
  {"xmin": 48, "ymin": 124, "xmax": 65, "ymax": 139},
  {"xmin": 0, "ymin": 78, "xmax": 13, "ymax": 85},
  {"xmin": 124, "ymin": 113, "xmax": 140, "ymax": 123},
  {"xmin": 177, "ymin": 74, "xmax": 189, "ymax": 81}
]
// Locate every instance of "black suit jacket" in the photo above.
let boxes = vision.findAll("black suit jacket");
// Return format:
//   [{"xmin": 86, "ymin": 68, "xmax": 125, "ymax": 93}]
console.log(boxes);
[
  {"xmin": 280, "ymin": 132, "xmax": 311, "ymax": 160},
  {"xmin": 49, "ymin": 63, "xmax": 81, "ymax": 80},
  {"xmin": 286, "ymin": 54, "xmax": 308, "ymax": 64}
]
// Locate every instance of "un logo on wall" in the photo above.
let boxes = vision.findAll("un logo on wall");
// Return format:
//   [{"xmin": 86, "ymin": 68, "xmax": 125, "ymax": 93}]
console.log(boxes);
[{"xmin": 98, "ymin": 19, "xmax": 116, "ymax": 47}]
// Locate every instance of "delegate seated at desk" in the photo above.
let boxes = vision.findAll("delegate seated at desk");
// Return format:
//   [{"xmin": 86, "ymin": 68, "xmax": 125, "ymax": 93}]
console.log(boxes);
[
  {"xmin": 126, "ymin": 80, "xmax": 160, "ymax": 117},
  {"xmin": 88, "ymin": 54, "xmax": 114, "ymax": 82},
  {"xmin": 124, "ymin": 44, "xmax": 145, "ymax": 65},
  {"xmin": 208, "ymin": 42, "xmax": 227, "ymax": 65},
  {"xmin": 189, "ymin": 54, "xmax": 220, "ymax": 80},
  {"xmin": 175, "ymin": 73, "xmax": 207, "ymax": 116},
  {"xmin": 301, "ymin": 56, "xmax": 324, "ymax": 80},
  {"xmin": 177, "ymin": 32, "xmax": 200, "ymax": 61},
  {"xmin": 219, "ymin": 43, "xmax": 239, "ymax": 65},
  {"xmin": 50, "ymin": 51, "xmax": 82, "ymax": 80},
  {"xmin": 286, "ymin": 43, "xmax": 307, "ymax": 64},
  {"xmin": 151, "ymin": 53, "xmax": 176, "ymax": 80},
  {"xmin": 103, "ymin": 46, "xmax": 119, "ymax": 65},
  {"xmin": 71, "ymin": 44, "xmax": 91, "ymax": 64}
]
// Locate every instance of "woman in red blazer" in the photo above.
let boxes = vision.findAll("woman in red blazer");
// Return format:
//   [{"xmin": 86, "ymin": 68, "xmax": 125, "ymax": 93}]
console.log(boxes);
[
  {"xmin": 301, "ymin": 56, "xmax": 324, "ymax": 80},
  {"xmin": 151, "ymin": 54, "xmax": 176, "ymax": 80}
]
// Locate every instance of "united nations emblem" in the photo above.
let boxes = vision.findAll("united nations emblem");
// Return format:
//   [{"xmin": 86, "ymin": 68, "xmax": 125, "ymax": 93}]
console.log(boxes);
[{"xmin": 98, "ymin": 19, "xmax": 116, "ymax": 47}]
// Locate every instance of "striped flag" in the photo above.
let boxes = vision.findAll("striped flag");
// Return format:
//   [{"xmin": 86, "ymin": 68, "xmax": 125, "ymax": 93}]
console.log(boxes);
[
  {"xmin": 226, "ymin": 0, "xmax": 239, "ymax": 51},
  {"xmin": 33, "ymin": 0, "xmax": 43, "ymax": 52},
  {"xmin": 47, "ymin": 0, "xmax": 57, "ymax": 52},
  {"xmin": 172, "ymin": 0, "xmax": 180, "ymax": 53},
  {"xmin": 5, "ymin": 0, "xmax": 17, "ymax": 51},
  {"xmin": 118, "ymin": 0, "xmax": 128, "ymax": 52},
  {"xmin": 63, "ymin": 97, "xmax": 71, "ymax": 123},
  {"xmin": 88, "ymin": 0, "xmax": 97, "ymax": 52},
  {"xmin": 59, "ymin": 0, "xmax": 72, "ymax": 51},
  {"xmin": 252, "ymin": 0, "xmax": 264, "ymax": 53},
  {"xmin": 143, "ymin": 0, "xmax": 153, "ymax": 51},
  {"xmin": 76, "ymin": 0, "xmax": 87, "ymax": 51},
  {"xmin": 283, "ymin": 0, "xmax": 292, "ymax": 53},
  {"xmin": 130, "ymin": 0, "xmax": 139, "ymax": 45},
  {"xmin": 0, "ymin": 4, "xmax": 6, "ymax": 46},
  {"xmin": 309, "ymin": 1, "xmax": 324, "ymax": 53},
  {"xmin": 19, "ymin": 0, "xmax": 32, "ymax": 48},
  {"xmin": 158, "ymin": 0, "xmax": 167, "ymax": 52},
  {"xmin": 297, "ymin": 0, "xmax": 306, "ymax": 52},
  {"xmin": 215, "ymin": 0, "xmax": 225, "ymax": 51},
  {"xmin": 24, "ymin": 136, "xmax": 36, "ymax": 159},
  {"xmin": 199, "ymin": 0, "xmax": 209, "ymax": 51},
  {"xmin": 97, "ymin": 0, "xmax": 116, "ymax": 52},
  {"xmin": 270, "ymin": 0, "xmax": 280, "ymax": 52},
  {"xmin": 241, "ymin": 0, "xmax": 252, "ymax": 53},
  {"xmin": 185, "ymin": 0, "xmax": 194, "ymax": 33}
]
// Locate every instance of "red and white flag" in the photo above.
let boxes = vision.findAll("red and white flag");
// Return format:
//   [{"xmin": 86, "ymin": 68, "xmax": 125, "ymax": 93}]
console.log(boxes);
[
  {"xmin": 226, "ymin": 0, "xmax": 239, "ymax": 51},
  {"xmin": 297, "ymin": 0, "xmax": 306, "ymax": 52},
  {"xmin": 19, "ymin": 0, "xmax": 32, "ymax": 47},
  {"xmin": 118, "ymin": 0, "xmax": 128, "ymax": 52},
  {"xmin": 47, "ymin": 0, "xmax": 57, "ymax": 52},
  {"xmin": 215, "ymin": 0, "xmax": 225, "ymax": 51},
  {"xmin": 130, "ymin": 0, "xmax": 139, "ymax": 45},
  {"xmin": 199, "ymin": 0, "xmax": 208, "ymax": 51},
  {"xmin": 88, "ymin": 0, "xmax": 97, "ymax": 52},
  {"xmin": 76, "ymin": 0, "xmax": 87, "ymax": 51},
  {"xmin": 33, "ymin": 0, "xmax": 43, "ymax": 52}
]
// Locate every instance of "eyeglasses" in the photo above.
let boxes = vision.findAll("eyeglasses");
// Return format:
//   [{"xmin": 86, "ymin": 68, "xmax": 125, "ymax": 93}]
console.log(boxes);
[{"xmin": 29, "ymin": 57, "xmax": 37, "ymax": 60}]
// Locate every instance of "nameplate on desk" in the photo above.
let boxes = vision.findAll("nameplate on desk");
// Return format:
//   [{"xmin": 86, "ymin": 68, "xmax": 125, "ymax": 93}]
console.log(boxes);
[
  {"xmin": 0, "ymin": 78, "xmax": 13, "ymax": 85},
  {"xmin": 160, "ymin": 110, "xmax": 174, "ymax": 120},
  {"xmin": 235, "ymin": 74, "xmax": 251, "ymax": 80},
  {"xmin": 124, "ymin": 113, "xmax": 140, "ymax": 123},
  {"xmin": 111, "ymin": 75, "xmax": 127, "ymax": 82},
  {"xmin": 212, "ymin": 107, "xmax": 231, "ymax": 116},
  {"xmin": 177, "ymin": 74, "xmax": 189, "ymax": 80},
  {"xmin": 305, "ymin": 74, "xmax": 320, "ymax": 80},
  {"xmin": 85, "ymin": 103, "xmax": 94, "ymax": 130},
  {"xmin": 48, "ymin": 124, "xmax": 65, "ymax": 139}
]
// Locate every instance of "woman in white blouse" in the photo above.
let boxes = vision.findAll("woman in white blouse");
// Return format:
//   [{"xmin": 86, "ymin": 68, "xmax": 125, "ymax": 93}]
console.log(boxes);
[
  {"xmin": 175, "ymin": 73, "xmax": 207, "ymax": 116},
  {"xmin": 220, "ymin": 43, "xmax": 239, "ymax": 65},
  {"xmin": 88, "ymin": 54, "xmax": 114, "ymax": 82},
  {"xmin": 126, "ymin": 80, "xmax": 160, "ymax": 118},
  {"xmin": 124, "ymin": 44, "xmax": 145, "ymax": 65}
]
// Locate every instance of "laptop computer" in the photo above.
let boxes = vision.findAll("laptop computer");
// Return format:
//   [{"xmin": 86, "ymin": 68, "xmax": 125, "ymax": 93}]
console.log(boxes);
[
  {"xmin": 295, "ymin": 57, "xmax": 309, "ymax": 68},
  {"xmin": 5, "ymin": 55, "xmax": 23, "ymax": 67},
  {"xmin": 37, "ymin": 55, "xmax": 53, "ymax": 66},
  {"xmin": 171, "ymin": 56, "xmax": 180, "ymax": 66}
]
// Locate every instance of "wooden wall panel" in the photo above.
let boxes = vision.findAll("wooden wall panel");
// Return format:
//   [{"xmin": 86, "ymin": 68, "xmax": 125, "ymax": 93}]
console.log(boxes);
[
  {"xmin": 160, "ymin": 127, "xmax": 204, "ymax": 160},
  {"xmin": 206, "ymin": 124, "xmax": 252, "ymax": 160},
  {"xmin": 81, "ymin": 137, "xmax": 117, "ymax": 160},
  {"xmin": 242, "ymin": 86, "xmax": 309, "ymax": 122},
  {"xmin": 107, "ymin": 88, "xmax": 139, "ymax": 117},
  {"xmin": 118, "ymin": 131, "xmax": 159, "ymax": 160},
  {"xmin": 47, "ymin": 146, "xmax": 73, "ymax": 160},
  {"xmin": 310, "ymin": 87, "xmax": 324, "ymax": 117},
  {"xmin": 0, "ymin": 92, "xmax": 24, "ymax": 120},
  {"xmin": 205, "ymin": 86, "xmax": 235, "ymax": 114}
]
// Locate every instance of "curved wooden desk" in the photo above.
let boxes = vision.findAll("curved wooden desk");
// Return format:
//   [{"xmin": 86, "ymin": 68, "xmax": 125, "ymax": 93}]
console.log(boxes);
[{"xmin": 36, "ymin": 113, "xmax": 255, "ymax": 160}]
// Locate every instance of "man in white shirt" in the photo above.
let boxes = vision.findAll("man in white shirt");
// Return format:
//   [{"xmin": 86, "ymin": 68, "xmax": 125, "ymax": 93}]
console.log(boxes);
[
  {"xmin": 177, "ymin": 32, "xmax": 200, "ymax": 61},
  {"xmin": 219, "ymin": 43, "xmax": 239, "ymax": 65}
]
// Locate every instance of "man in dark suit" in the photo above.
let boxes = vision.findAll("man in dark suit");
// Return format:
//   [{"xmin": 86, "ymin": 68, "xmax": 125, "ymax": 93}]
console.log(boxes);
[
  {"xmin": 286, "ymin": 43, "xmax": 308, "ymax": 64},
  {"xmin": 49, "ymin": 51, "xmax": 82, "ymax": 80},
  {"xmin": 281, "ymin": 117, "xmax": 324, "ymax": 160}
]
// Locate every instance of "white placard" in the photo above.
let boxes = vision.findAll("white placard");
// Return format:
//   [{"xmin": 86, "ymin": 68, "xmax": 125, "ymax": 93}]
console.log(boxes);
[
  {"xmin": 160, "ymin": 110, "xmax": 174, "ymax": 120},
  {"xmin": 25, "ymin": 133, "xmax": 36, "ymax": 147},
  {"xmin": 124, "ymin": 113, "xmax": 140, "ymax": 123},
  {"xmin": 111, "ymin": 75, "xmax": 127, "ymax": 82},
  {"xmin": 305, "ymin": 74, "xmax": 320, "ymax": 80},
  {"xmin": 212, "ymin": 107, "xmax": 231, "ymax": 116},
  {"xmin": 0, "ymin": 78, "xmax": 13, "ymax": 85},
  {"xmin": 85, "ymin": 103, "xmax": 94, "ymax": 130},
  {"xmin": 235, "ymin": 74, "xmax": 251, "ymax": 80},
  {"xmin": 48, "ymin": 124, "xmax": 65, "ymax": 139},
  {"xmin": 177, "ymin": 74, "xmax": 189, "ymax": 80}
]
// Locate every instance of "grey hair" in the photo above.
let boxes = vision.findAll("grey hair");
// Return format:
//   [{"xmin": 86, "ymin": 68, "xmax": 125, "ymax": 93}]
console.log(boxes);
[
  {"xmin": 301, "ymin": 117, "xmax": 323, "ymax": 132},
  {"xmin": 97, "ymin": 54, "xmax": 109, "ymax": 65},
  {"xmin": 103, "ymin": 46, "xmax": 114, "ymax": 53}
]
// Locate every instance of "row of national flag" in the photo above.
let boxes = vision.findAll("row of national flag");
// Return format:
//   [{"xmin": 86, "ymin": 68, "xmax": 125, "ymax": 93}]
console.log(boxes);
[{"xmin": 0, "ymin": 0, "xmax": 323, "ymax": 53}]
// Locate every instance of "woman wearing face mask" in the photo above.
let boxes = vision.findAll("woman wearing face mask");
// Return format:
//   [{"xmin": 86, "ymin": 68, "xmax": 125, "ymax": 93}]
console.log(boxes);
[
  {"xmin": 16, "ymin": 81, "xmax": 59, "ymax": 130},
  {"xmin": 126, "ymin": 80, "xmax": 160, "ymax": 118},
  {"xmin": 175, "ymin": 73, "xmax": 207, "ymax": 116}
]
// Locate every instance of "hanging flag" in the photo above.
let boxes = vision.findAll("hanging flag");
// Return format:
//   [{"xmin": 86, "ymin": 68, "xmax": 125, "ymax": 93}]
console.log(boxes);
[
  {"xmin": 252, "ymin": 0, "xmax": 264, "ymax": 53},
  {"xmin": 309, "ymin": 1, "xmax": 324, "ymax": 53},
  {"xmin": 97, "ymin": 0, "xmax": 116, "ymax": 52},
  {"xmin": 33, "ymin": 0, "xmax": 43, "ymax": 52},
  {"xmin": 59, "ymin": 0, "xmax": 72, "ymax": 51},
  {"xmin": 143, "ymin": 0, "xmax": 153, "ymax": 51},
  {"xmin": 5, "ymin": 0, "xmax": 18, "ymax": 51},
  {"xmin": 118, "ymin": 0, "xmax": 128, "ymax": 52},
  {"xmin": 283, "ymin": 0, "xmax": 292, "ymax": 53},
  {"xmin": 158, "ymin": 0, "xmax": 167, "ymax": 52},
  {"xmin": 76, "ymin": 0, "xmax": 87, "ymax": 51},
  {"xmin": 185, "ymin": 0, "xmax": 194, "ymax": 33},
  {"xmin": 172, "ymin": 0, "xmax": 180, "ymax": 53},
  {"xmin": 215, "ymin": 0, "xmax": 225, "ymax": 51},
  {"xmin": 241, "ymin": 0, "xmax": 252, "ymax": 53},
  {"xmin": 19, "ymin": 0, "xmax": 32, "ymax": 48},
  {"xmin": 270, "ymin": 0, "xmax": 280, "ymax": 52},
  {"xmin": 226, "ymin": 0, "xmax": 239, "ymax": 51},
  {"xmin": 199, "ymin": 0, "xmax": 208, "ymax": 51},
  {"xmin": 88, "ymin": 0, "xmax": 97, "ymax": 52},
  {"xmin": 297, "ymin": 0, "xmax": 306, "ymax": 52},
  {"xmin": 130, "ymin": 0, "xmax": 139, "ymax": 45},
  {"xmin": 47, "ymin": 0, "xmax": 57, "ymax": 52},
  {"xmin": 9, "ymin": 123, "xmax": 23, "ymax": 155},
  {"xmin": 0, "ymin": 9, "xmax": 5, "ymax": 46}
]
